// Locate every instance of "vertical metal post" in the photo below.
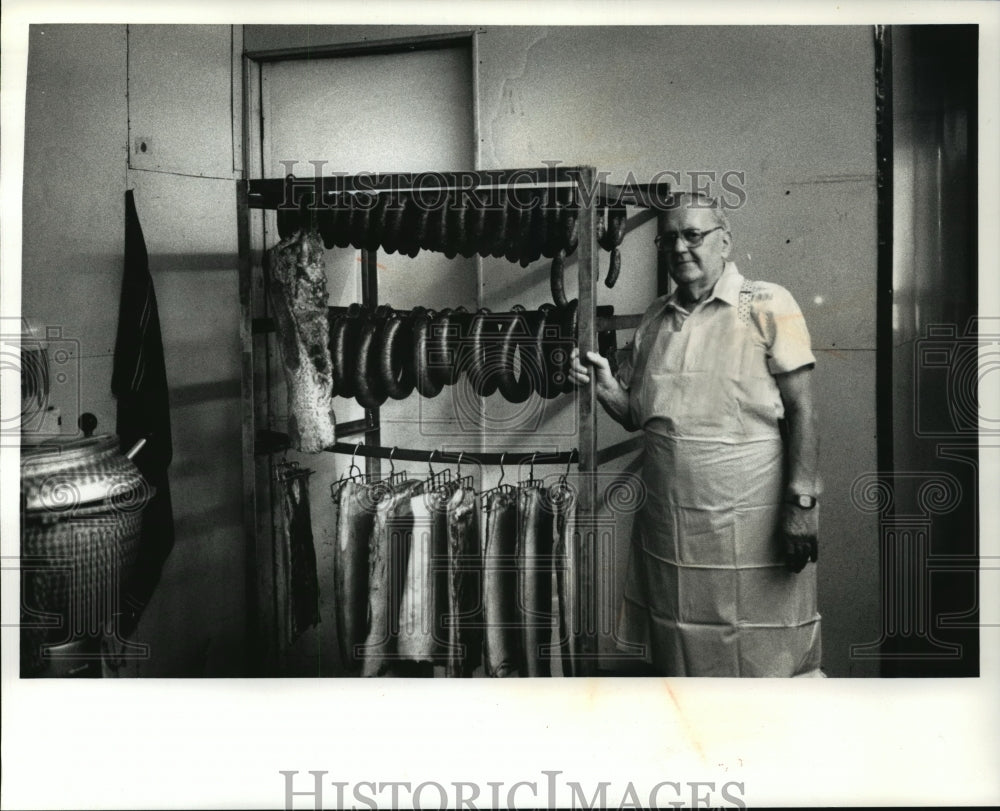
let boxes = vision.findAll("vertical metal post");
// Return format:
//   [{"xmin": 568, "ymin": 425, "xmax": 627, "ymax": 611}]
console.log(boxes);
[
  {"xmin": 236, "ymin": 178, "xmax": 266, "ymax": 672},
  {"xmin": 874, "ymin": 24, "xmax": 896, "ymax": 676},
  {"xmin": 361, "ymin": 246, "xmax": 381, "ymax": 481},
  {"xmin": 576, "ymin": 167, "xmax": 599, "ymax": 674}
]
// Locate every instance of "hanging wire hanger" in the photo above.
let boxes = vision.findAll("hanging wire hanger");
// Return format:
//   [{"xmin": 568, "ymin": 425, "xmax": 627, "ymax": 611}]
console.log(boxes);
[
  {"xmin": 562, "ymin": 448, "xmax": 576, "ymax": 484},
  {"xmin": 454, "ymin": 451, "xmax": 474, "ymax": 491},
  {"xmin": 483, "ymin": 452, "xmax": 514, "ymax": 499},
  {"xmin": 551, "ymin": 447, "xmax": 577, "ymax": 508},
  {"xmin": 520, "ymin": 451, "xmax": 542, "ymax": 488}
]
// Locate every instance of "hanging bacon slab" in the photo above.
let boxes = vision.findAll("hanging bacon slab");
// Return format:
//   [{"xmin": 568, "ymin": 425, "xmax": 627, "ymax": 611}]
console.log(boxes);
[
  {"xmin": 332, "ymin": 479, "xmax": 377, "ymax": 674},
  {"xmin": 446, "ymin": 484, "xmax": 482, "ymax": 677},
  {"xmin": 518, "ymin": 484, "xmax": 554, "ymax": 677},
  {"xmin": 483, "ymin": 489, "xmax": 521, "ymax": 676}
]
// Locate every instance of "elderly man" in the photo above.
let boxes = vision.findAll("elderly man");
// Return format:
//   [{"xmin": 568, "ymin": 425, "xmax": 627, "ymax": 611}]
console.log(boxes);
[{"xmin": 569, "ymin": 192, "xmax": 822, "ymax": 677}]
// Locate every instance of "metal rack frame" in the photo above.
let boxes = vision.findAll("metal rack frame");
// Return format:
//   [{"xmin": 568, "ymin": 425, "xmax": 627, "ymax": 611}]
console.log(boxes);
[{"xmin": 237, "ymin": 165, "xmax": 667, "ymax": 675}]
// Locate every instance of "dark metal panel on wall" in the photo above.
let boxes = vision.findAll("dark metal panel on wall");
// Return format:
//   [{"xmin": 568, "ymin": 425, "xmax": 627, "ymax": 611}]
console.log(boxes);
[{"xmin": 870, "ymin": 24, "xmax": 980, "ymax": 678}]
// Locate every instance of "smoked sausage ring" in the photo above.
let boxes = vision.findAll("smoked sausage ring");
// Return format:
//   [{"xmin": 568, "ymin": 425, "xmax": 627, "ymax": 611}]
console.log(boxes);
[
  {"xmin": 329, "ymin": 193, "xmax": 354, "ymax": 249},
  {"xmin": 378, "ymin": 309, "xmax": 416, "ymax": 400},
  {"xmin": 330, "ymin": 303, "xmax": 364, "ymax": 399},
  {"xmin": 347, "ymin": 195, "xmax": 371, "ymax": 250},
  {"xmin": 503, "ymin": 192, "xmax": 522, "ymax": 264},
  {"xmin": 533, "ymin": 303, "xmax": 562, "ymax": 400},
  {"xmin": 484, "ymin": 193, "xmax": 509, "ymax": 258},
  {"xmin": 460, "ymin": 201, "xmax": 486, "ymax": 258},
  {"xmin": 413, "ymin": 308, "xmax": 444, "ymax": 398},
  {"xmin": 517, "ymin": 190, "xmax": 539, "ymax": 267},
  {"xmin": 562, "ymin": 201, "xmax": 579, "ymax": 257},
  {"xmin": 542, "ymin": 188, "xmax": 561, "ymax": 260},
  {"xmin": 364, "ymin": 193, "xmax": 389, "ymax": 251},
  {"xmin": 559, "ymin": 299, "xmax": 579, "ymax": 393},
  {"xmin": 430, "ymin": 305, "xmax": 470, "ymax": 387},
  {"xmin": 496, "ymin": 306, "xmax": 536, "ymax": 403},
  {"xmin": 354, "ymin": 305, "xmax": 391, "ymax": 408},
  {"xmin": 469, "ymin": 308, "xmax": 502, "ymax": 397},
  {"xmin": 445, "ymin": 192, "xmax": 465, "ymax": 259},
  {"xmin": 380, "ymin": 193, "xmax": 406, "ymax": 255}
]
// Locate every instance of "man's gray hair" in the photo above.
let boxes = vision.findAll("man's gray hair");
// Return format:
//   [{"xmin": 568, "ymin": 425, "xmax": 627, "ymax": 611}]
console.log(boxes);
[{"xmin": 662, "ymin": 191, "xmax": 732, "ymax": 235}]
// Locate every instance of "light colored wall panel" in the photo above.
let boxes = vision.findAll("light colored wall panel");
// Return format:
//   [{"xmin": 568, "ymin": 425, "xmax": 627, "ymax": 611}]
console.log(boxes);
[
  {"xmin": 475, "ymin": 26, "xmax": 875, "ymax": 178},
  {"xmin": 126, "ymin": 171, "xmax": 240, "ymax": 388},
  {"xmin": 21, "ymin": 24, "xmax": 128, "ymax": 435},
  {"xmin": 813, "ymin": 348, "xmax": 879, "ymax": 677},
  {"xmin": 127, "ymin": 24, "xmax": 235, "ymax": 178},
  {"xmin": 732, "ymin": 179, "xmax": 877, "ymax": 350}
]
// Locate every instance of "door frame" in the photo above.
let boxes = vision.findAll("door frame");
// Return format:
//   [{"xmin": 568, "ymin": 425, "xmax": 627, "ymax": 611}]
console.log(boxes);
[{"xmin": 238, "ymin": 31, "xmax": 480, "ymax": 674}]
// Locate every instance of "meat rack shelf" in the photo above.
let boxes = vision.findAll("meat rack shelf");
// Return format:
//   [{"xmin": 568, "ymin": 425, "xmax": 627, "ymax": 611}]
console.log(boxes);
[{"xmin": 237, "ymin": 165, "xmax": 667, "ymax": 676}]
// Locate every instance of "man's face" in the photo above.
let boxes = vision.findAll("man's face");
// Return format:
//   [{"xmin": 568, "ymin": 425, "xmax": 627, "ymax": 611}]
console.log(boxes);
[{"xmin": 660, "ymin": 205, "xmax": 731, "ymax": 291}]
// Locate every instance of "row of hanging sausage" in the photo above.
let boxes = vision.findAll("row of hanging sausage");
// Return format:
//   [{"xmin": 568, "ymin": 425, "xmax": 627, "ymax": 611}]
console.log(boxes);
[
  {"xmin": 275, "ymin": 461, "xmax": 578, "ymax": 677},
  {"xmin": 276, "ymin": 186, "xmax": 627, "ymax": 280},
  {"xmin": 329, "ymin": 300, "xmax": 582, "ymax": 408}
]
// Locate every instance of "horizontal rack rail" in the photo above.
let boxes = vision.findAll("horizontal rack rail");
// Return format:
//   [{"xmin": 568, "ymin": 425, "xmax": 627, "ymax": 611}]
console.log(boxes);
[
  {"xmin": 256, "ymin": 429, "xmax": 642, "ymax": 466},
  {"xmin": 245, "ymin": 170, "xmax": 673, "ymax": 211}
]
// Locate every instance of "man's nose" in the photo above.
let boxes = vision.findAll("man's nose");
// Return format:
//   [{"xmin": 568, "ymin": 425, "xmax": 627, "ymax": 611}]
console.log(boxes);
[{"xmin": 667, "ymin": 235, "xmax": 690, "ymax": 256}]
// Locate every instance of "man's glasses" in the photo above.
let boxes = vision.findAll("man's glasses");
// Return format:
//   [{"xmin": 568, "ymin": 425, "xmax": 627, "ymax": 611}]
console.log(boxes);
[{"xmin": 654, "ymin": 226, "xmax": 724, "ymax": 249}]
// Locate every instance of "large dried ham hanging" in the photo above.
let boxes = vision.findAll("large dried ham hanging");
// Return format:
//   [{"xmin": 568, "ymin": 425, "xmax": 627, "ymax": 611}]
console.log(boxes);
[{"xmin": 266, "ymin": 229, "xmax": 336, "ymax": 452}]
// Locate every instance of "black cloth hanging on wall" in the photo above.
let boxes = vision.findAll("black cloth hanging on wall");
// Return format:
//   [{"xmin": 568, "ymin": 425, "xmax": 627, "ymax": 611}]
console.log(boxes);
[{"xmin": 111, "ymin": 189, "xmax": 175, "ymax": 640}]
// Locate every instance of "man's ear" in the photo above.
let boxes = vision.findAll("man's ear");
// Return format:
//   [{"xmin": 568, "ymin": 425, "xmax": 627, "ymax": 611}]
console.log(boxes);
[{"xmin": 720, "ymin": 230, "xmax": 732, "ymax": 260}]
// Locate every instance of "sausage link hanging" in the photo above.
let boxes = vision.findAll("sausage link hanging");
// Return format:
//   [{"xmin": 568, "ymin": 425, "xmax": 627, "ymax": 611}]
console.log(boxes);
[{"xmin": 605, "ymin": 204, "xmax": 627, "ymax": 288}]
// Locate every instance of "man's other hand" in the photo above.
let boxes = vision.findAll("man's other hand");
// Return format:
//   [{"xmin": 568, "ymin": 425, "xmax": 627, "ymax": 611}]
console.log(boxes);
[{"xmin": 781, "ymin": 503, "xmax": 819, "ymax": 573}]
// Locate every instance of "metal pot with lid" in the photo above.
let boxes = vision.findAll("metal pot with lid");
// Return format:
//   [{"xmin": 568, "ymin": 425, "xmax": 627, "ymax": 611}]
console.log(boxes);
[{"xmin": 20, "ymin": 434, "xmax": 155, "ymax": 676}]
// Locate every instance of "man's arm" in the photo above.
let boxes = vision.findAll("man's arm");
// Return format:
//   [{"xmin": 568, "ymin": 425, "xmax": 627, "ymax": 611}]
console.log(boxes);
[
  {"xmin": 775, "ymin": 367, "xmax": 820, "ymax": 573},
  {"xmin": 568, "ymin": 348, "xmax": 638, "ymax": 431}
]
